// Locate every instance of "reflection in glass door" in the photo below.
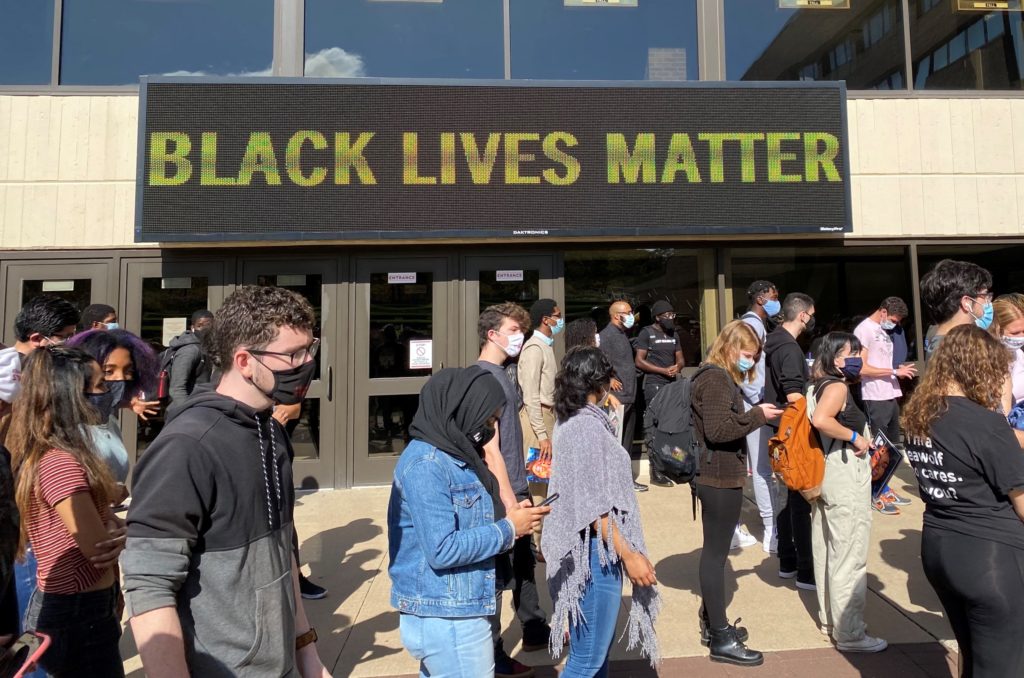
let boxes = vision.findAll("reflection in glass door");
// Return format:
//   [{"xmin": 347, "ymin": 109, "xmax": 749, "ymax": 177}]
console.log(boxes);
[
  {"xmin": 354, "ymin": 258, "xmax": 450, "ymax": 485},
  {"xmin": 244, "ymin": 260, "xmax": 341, "ymax": 490},
  {"xmin": 121, "ymin": 260, "xmax": 225, "ymax": 467}
]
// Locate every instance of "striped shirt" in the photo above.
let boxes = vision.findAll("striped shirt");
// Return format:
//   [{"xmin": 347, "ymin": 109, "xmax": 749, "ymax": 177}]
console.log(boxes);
[{"xmin": 27, "ymin": 450, "xmax": 111, "ymax": 593}]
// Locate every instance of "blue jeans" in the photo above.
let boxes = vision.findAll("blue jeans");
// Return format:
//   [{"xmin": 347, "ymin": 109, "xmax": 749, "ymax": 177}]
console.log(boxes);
[
  {"xmin": 562, "ymin": 538, "xmax": 624, "ymax": 678},
  {"xmin": 399, "ymin": 613, "xmax": 493, "ymax": 678}
]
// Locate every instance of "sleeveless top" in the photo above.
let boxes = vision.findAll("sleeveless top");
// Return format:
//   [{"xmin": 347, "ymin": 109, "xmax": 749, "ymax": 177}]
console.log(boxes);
[{"xmin": 812, "ymin": 377, "xmax": 867, "ymax": 448}]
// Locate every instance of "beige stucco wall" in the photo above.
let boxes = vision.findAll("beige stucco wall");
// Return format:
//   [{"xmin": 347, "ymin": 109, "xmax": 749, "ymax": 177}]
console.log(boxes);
[{"xmin": 1, "ymin": 94, "xmax": 1022, "ymax": 249}]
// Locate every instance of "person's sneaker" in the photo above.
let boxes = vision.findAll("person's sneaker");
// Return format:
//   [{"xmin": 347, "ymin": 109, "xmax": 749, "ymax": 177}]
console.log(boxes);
[
  {"xmin": 494, "ymin": 653, "xmax": 536, "ymax": 678},
  {"xmin": 299, "ymin": 574, "xmax": 328, "ymax": 600},
  {"xmin": 872, "ymin": 498, "xmax": 900, "ymax": 515},
  {"xmin": 837, "ymin": 635, "xmax": 888, "ymax": 653},
  {"xmin": 633, "ymin": 481, "xmax": 649, "ymax": 492},
  {"xmin": 730, "ymin": 526, "xmax": 758, "ymax": 550},
  {"xmin": 882, "ymin": 489, "xmax": 912, "ymax": 506},
  {"xmin": 778, "ymin": 569, "xmax": 797, "ymax": 579},
  {"xmin": 795, "ymin": 574, "xmax": 816, "ymax": 591},
  {"xmin": 648, "ymin": 470, "xmax": 674, "ymax": 488},
  {"xmin": 820, "ymin": 624, "xmax": 833, "ymax": 637}
]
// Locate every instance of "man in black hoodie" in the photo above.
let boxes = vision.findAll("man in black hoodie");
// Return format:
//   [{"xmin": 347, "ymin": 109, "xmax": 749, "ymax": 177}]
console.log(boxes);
[
  {"xmin": 765, "ymin": 292, "xmax": 816, "ymax": 591},
  {"xmin": 122, "ymin": 286, "xmax": 330, "ymax": 677}
]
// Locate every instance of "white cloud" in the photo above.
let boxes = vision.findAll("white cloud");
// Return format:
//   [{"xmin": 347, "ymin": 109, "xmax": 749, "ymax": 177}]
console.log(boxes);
[
  {"xmin": 162, "ymin": 47, "xmax": 365, "ymax": 78},
  {"xmin": 303, "ymin": 47, "xmax": 366, "ymax": 78}
]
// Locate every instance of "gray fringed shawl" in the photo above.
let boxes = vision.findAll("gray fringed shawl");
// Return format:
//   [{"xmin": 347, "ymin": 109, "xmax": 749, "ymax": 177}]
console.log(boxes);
[{"xmin": 541, "ymin": 404, "xmax": 661, "ymax": 665}]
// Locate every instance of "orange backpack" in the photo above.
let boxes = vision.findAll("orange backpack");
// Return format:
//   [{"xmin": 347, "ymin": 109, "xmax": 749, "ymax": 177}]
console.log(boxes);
[{"xmin": 768, "ymin": 395, "xmax": 825, "ymax": 501}]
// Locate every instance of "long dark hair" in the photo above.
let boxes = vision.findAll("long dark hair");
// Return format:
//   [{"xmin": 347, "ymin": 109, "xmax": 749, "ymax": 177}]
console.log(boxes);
[
  {"xmin": 565, "ymin": 318, "xmax": 598, "ymax": 351},
  {"xmin": 67, "ymin": 329, "xmax": 159, "ymax": 405},
  {"xmin": 554, "ymin": 346, "xmax": 613, "ymax": 423},
  {"xmin": 811, "ymin": 332, "xmax": 863, "ymax": 382},
  {"xmin": 7, "ymin": 347, "xmax": 116, "ymax": 557}
]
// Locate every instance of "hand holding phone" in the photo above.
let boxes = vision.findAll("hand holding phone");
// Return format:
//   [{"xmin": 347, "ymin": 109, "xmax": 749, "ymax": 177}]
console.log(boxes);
[{"xmin": 537, "ymin": 493, "xmax": 560, "ymax": 508}]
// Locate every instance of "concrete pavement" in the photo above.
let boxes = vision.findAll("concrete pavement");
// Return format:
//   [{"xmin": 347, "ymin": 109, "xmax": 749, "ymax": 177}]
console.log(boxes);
[{"xmin": 119, "ymin": 463, "xmax": 957, "ymax": 676}]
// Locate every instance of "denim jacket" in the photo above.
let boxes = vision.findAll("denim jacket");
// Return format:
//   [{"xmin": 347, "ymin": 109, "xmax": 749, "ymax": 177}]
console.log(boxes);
[{"xmin": 388, "ymin": 439, "xmax": 515, "ymax": 618}]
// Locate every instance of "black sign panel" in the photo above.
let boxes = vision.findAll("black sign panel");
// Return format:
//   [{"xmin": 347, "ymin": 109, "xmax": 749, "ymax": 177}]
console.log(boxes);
[{"xmin": 136, "ymin": 78, "xmax": 851, "ymax": 242}]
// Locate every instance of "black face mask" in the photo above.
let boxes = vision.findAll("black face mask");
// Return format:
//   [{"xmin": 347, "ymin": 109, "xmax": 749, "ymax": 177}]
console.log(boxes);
[
  {"xmin": 256, "ymin": 359, "xmax": 317, "ymax": 405},
  {"xmin": 658, "ymin": 317, "xmax": 675, "ymax": 332},
  {"xmin": 804, "ymin": 315, "xmax": 817, "ymax": 333},
  {"xmin": 84, "ymin": 390, "xmax": 117, "ymax": 421},
  {"xmin": 468, "ymin": 424, "xmax": 497, "ymax": 448}
]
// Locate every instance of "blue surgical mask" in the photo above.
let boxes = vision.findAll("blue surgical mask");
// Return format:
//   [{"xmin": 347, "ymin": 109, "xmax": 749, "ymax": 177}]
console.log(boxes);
[
  {"xmin": 551, "ymin": 317, "xmax": 565, "ymax": 335},
  {"xmin": 763, "ymin": 299, "xmax": 781, "ymax": 317},
  {"xmin": 880, "ymin": 320, "xmax": 897, "ymax": 331},
  {"xmin": 840, "ymin": 357, "xmax": 863, "ymax": 380},
  {"xmin": 972, "ymin": 301, "xmax": 994, "ymax": 331},
  {"xmin": 1003, "ymin": 336, "xmax": 1024, "ymax": 351},
  {"xmin": 105, "ymin": 322, "xmax": 120, "ymax": 330},
  {"xmin": 622, "ymin": 314, "xmax": 635, "ymax": 330},
  {"xmin": 737, "ymin": 357, "xmax": 755, "ymax": 373},
  {"xmin": 537, "ymin": 332, "xmax": 554, "ymax": 347}
]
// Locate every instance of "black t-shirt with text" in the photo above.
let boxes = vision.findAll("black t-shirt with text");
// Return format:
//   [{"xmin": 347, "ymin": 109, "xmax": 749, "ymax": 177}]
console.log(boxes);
[
  {"xmin": 905, "ymin": 397, "xmax": 1024, "ymax": 550},
  {"xmin": 637, "ymin": 325, "xmax": 681, "ymax": 388}
]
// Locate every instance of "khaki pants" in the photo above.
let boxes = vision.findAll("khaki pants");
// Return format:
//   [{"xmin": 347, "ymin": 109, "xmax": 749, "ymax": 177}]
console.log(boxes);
[
  {"xmin": 521, "ymin": 406, "xmax": 555, "ymax": 541},
  {"xmin": 811, "ymin": 446, "xmax": 872, "ymax": 643}
]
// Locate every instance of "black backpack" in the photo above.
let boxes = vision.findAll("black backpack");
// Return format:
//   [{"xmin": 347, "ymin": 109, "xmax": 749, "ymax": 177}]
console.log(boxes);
[
  {"xmin": 157, "ymin": 340, "xmax": 206, "ymax": 400},
  {"xmin": 642, "ymin": 366, "xmax": 716, "ymax": 485}
]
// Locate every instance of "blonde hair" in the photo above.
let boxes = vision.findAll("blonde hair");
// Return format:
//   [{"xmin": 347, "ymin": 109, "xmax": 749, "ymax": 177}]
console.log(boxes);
[
  {"xmin": 704, "ymin": 320, "xmax": 761, "ymax": 385},
  {"xmin": 991, "ymin": 293, "xmax": 1024, "ymax": 337}
]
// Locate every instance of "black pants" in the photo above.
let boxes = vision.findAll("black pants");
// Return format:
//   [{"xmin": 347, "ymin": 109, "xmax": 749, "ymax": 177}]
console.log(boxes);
[
  {"xmin": 922, "ymin": 527, "xmax": 1024, "ymax": 678},
  {"xmin": 777, "ymin": 490, "xmax": 814, "ymax": 581},
  {"xmin": 491, "ymin": 533, "xmax": 548, "ymax": 652},
  {"xmin": 696, "ymin": 484, "xmax": 744, "ymax": 629},
  {"xmin": 620, "ymin": 402, "xmax": 638, "ymax": 458},
  {"xmin": 24, "ymin": 584, "xmax": 124, "ymax": 678},
  {"xmin": 864, "ymin": 399, "xmax": 901, "ymax": 446}
]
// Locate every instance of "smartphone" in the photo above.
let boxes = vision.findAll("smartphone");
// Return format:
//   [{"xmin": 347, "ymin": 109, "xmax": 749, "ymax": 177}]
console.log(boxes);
[
  {"xmin": 0, "ymin": 631, "xmax": 51, "ymax": 678},
  {"xmin": 537, "ymin": 493, "xmax": 560, "ymax": 508}
]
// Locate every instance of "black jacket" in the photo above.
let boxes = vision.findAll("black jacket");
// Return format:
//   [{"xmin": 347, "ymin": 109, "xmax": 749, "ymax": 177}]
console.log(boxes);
[
  {"xmin": 598, "ymin": 323, "xmax": 637, "ymax": 404},
  {"xmin": 764, "ymin": 327, "xmax": 807, "ymax": 408}
]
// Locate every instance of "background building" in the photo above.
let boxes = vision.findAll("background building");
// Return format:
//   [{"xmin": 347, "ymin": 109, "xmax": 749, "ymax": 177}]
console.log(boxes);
[{"xmin": 2, "ymin": 0, "xmax": 1023, "ymax": 488}]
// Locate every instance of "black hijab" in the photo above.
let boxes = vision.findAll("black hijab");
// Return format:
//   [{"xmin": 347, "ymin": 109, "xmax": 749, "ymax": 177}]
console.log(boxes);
[{"xmin": 409, "ymin": 366, "xmax": 507, "ymax": 519}]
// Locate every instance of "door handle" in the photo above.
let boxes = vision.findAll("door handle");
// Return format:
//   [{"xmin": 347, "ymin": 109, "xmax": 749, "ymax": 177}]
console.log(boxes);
[{"xmin": 327, "ymin": 366, "xmax": 333, "ymax": 402}]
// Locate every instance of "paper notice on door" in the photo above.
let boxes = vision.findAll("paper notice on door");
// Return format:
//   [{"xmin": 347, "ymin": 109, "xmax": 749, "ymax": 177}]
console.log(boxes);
[
  {"xmin": 388, "ymin": 272, "xmax": 417, "ymax": 284},
  {"xmin": 496, "ymin": 270, "xmax": 524, "ymax": 282},
  {"xmin": 162, "ymin": 317, "xmax": 187, "ymax": 346},
  {"xmin": 408, "ymin": 339, "xmax": 433, "ymax": 370}
]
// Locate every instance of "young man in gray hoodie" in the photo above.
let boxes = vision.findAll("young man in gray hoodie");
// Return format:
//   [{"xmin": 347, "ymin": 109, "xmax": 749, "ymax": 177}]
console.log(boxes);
[{"xmin": 122, "ymin": 286, "xmax": 330, "ymax": 677}]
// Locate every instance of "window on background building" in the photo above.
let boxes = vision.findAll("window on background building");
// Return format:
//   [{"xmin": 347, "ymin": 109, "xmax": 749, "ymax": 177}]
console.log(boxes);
[
  {"xmin": 725, "ymin": 0, "xmax": 908, "ymax": 90},
  {"xmin": 564, "ymin": 249, "xmax": 705, "ymax": 367},
  {"xmin": 59, "ymin": 0, "xmax": 273, "ymax": 85},
  {"xmin": 510, "ymin": 0, "xmax": 698, "ymax": 81},
  {"xmin": 728, "ymin": 246, "xmax": 917, "ymax": 359},
  {"xmin": 910, "ymin": 1, "xmax": 1024, "ymax": 90},
  {"xmin": 304, "ymin": 0, "xmax": 503, "ymax": 78},
  {"xmin": 0, "ymin": 0, "xmax": 54, "ymax": 85}
]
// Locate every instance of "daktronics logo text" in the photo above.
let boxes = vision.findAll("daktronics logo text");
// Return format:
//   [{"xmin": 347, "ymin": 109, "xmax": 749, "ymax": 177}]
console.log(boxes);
[{"xmin": 514, "ymin": 230, "xmax": 550, "ymax": 236}]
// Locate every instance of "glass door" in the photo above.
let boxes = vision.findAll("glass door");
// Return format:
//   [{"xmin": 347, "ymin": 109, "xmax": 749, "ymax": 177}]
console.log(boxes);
[
  {"xmin": 462, "ymin": 255, "xmax": 557, "ymax": 364},
  {"xmin": 353, "ymin": 257, "xmax": 451, "ymax": 485},
  {"xmin": 120, "ymin": 259, "xmax": 228, "ymax": 467},
  {"xmin": 1, "ymin": 261, "xmax": 112, "ymax": 344},
  {"xmin": 243, "ymin": 259, "xmax": 342, "ymax": 490}
]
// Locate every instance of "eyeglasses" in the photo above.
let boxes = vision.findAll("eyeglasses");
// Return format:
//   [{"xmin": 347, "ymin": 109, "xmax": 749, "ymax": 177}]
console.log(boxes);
[
  {"xmin": 248, "ymin": 337, "xmax": 320, "ymax": 367},
  {"xmin": 972, "ymin": 292, "xmax": 994, "ymax": 304},
  {"xmin": 659, "ymin": 313, "xmax": 677, "ymax": 320}
]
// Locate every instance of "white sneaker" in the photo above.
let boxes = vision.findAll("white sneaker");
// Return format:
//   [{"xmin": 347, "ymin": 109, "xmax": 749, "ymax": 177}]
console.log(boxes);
[
  {"xmin": 731, "ymin": 525, "xmax": 758, "ymax": 550},
  {"xmin": 837, "ymin": 635, "xmax": 888, "ymax": 653}
]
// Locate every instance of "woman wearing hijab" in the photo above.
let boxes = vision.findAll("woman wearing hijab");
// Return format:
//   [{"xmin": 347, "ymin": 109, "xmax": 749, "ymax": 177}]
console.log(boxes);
[
  {"xmin": 544, "ymin": 346, "xmax": 661, "ymax": 676},
  {"xmin": 388, "ymin": 366, "xmax": 549, "ymax": 678}
]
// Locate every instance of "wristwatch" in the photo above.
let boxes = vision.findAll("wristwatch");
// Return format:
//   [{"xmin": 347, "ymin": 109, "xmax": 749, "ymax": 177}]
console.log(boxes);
[{"xmin": 296, "ymin": 627, "xmax": 318, "ymax": 651}]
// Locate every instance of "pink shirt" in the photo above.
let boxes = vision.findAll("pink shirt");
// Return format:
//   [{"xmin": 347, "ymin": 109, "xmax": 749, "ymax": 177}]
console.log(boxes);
[{"xmin": 854, "ymin": 317, "xmax": 902, "ymax": 402}]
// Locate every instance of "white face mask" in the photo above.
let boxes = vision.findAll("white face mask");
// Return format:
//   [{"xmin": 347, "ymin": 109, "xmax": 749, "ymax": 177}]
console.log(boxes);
[
  {"xmin": 1003, "ymin": 336, "xmax": 1024, "ymax": 351},
  {"xmin": 494, "ymin": 331, "xmax": 525, "ymax": 358},
  {"xmin": 594, "ymin": 333, "xmax": 601, "ymax": 348}
]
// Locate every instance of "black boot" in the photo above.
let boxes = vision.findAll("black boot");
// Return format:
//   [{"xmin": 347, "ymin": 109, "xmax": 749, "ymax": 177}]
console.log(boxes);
[
  {"xmin": 708, "ymin": 625, "xmax": 763, "ymax": 667},
  {"xmin": 699, "ymin": 605, "xmax": 748, "ymax": 647}
]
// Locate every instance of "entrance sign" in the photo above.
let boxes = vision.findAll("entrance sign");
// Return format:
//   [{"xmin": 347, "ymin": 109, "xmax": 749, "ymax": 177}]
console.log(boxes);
[
  {"xmin": 387, "ymin": 272, "xmax": 417, "ymax": 284},
  {"xmin": 136, "ymin": 78, "xmax": 851, "ymax": 242},
  {"xmin": 408, "ymin": 339, "xmax": 433, "ymax": 370},
  {"xmin": 496, "ymin": 270, "xmax": 525, "ymax": 282}
]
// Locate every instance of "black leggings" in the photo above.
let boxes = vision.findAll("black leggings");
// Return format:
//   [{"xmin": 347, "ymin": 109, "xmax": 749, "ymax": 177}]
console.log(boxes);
[
  {"xmin": 922, "ymin": 526, "xmax": 1024, "ymax": 678},
  {"xmin": 697, "ymin": 484, "xmax": 744, "ymax": 629}
]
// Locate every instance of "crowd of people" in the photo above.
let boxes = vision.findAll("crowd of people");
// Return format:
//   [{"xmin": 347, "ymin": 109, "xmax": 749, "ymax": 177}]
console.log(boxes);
[{"xmin": 0, "ymin": 255, "xmax": 1017, "ymax": 676}]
